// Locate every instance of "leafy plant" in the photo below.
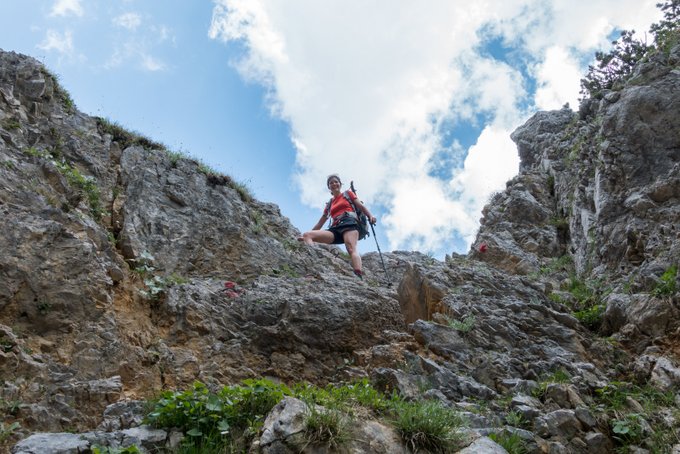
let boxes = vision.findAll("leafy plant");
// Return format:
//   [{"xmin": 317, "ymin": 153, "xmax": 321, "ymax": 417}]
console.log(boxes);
[
  {"xmin": 146, "ymin": 379, "xmax": 292, "ymax": 452},
  {"xmin": 446, "ymin": 315, "xmax": 476, "ymax": 334},
  {"xmin": 389, "ymin": 399, "xmax": 466, "ymax": 453},
  {"xmin": 652, "ymin": 264, "xmax": 677, "ymax": 297},
  {"xmin": 612, "ymin": 413, "xmax": 646, "ymax": 444}
]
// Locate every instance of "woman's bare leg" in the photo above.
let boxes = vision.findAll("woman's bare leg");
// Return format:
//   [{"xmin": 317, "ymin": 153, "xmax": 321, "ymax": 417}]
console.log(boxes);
[
  {"xmin": 301, "ymin": 230, "xmax": 335, "ymax": 245},
  {"xmin": 343, "ymin": 230, "xmax": 361, "ymax": 272}
]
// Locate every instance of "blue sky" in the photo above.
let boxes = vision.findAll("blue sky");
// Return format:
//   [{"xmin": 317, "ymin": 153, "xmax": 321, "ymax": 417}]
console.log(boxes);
[{"xmin": 0, "ymin": 0, "xmax": 662, "ymax": 258}]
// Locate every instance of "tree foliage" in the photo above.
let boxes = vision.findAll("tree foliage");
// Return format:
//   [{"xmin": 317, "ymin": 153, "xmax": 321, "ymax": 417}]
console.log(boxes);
[{"xmin": 580, "ymin": 0, "xmax": 680, "ymax": 99}]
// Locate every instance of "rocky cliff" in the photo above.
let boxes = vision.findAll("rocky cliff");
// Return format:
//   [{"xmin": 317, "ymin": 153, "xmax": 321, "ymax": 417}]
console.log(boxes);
[{"xmin": 0, "ymin": 42, "xmax": 679, "ymax": 454}]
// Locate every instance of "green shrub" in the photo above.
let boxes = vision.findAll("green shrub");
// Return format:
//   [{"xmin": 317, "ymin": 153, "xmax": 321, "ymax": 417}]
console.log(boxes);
[
  {"xmin": 580, "ymin": 0, "xmax": 679, "ymax": 99},
  {"xmin": 389, "ymin": 399, "xmax": 466, "ymax": 453},
  {"xmin": 652, "ymin": 265, "xmax": 677, "ymax": 297},
  {"xmin": 146, "ymin": 378, "xmax": 292, "ymax": 452}
]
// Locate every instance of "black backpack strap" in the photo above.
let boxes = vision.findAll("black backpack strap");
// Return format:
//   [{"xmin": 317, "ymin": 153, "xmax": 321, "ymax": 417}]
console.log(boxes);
[{"xmin": 323, "ymin": 197, "xmax": 332, "ymax": 218}]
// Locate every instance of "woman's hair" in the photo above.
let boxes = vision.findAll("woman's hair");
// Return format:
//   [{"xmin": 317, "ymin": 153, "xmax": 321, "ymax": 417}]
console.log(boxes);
[{"xmin": 326, "ymin": 174, "xmax": 342, "ymax": 188}]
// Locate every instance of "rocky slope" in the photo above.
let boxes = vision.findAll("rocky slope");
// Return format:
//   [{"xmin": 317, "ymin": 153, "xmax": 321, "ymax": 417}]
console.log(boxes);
[{"xmin": 1, "ymin": 42, "xmax": 679, "ymax": 453}]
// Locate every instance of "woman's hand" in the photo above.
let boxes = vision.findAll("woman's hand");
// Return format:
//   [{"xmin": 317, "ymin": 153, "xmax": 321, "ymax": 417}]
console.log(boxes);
[{"xmin": 369, "ymin": 216, "xmax": 377, "ymax": 225}]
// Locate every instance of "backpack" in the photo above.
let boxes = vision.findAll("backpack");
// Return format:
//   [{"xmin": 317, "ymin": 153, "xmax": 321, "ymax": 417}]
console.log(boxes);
[{"xmin": 325, "ymin": 187, "xmax": 370, "ymax": 241}]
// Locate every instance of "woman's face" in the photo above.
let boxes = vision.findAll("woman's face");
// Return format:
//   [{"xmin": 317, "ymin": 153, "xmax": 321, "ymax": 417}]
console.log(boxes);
[{"xmin": 328, "ymin": 177, "xmax": 341, "ymax": 191}]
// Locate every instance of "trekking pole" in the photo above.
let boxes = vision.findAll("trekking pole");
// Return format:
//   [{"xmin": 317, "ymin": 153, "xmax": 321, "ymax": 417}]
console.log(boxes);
[
  {"xmin": 370, "ymin": 221, "xmax": 392, "ymax": 287},
  {"xmin": 350, "ymin": 181, "xmax": 392, "ymax": 286}
]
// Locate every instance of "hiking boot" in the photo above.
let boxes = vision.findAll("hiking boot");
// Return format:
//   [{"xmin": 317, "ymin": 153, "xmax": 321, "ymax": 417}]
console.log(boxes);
[{"xmin": 353, "ymin": 269, "xmax": 363, "ymax": 279}]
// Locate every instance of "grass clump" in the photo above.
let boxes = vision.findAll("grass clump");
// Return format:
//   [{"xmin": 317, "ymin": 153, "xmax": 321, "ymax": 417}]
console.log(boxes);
[
  {"xmin": 41, "ymin": 68, "xmax": 75, "ymax": 113},
  {"xmin": 302, "ymin": 403, "xmax": 351, "ymax": 450},
  {"xmin": 488, "ymin": 431, "xmax": 528, "ymax": 454},
  {"xmin": 95, "ymin": 117, "xmax": 166, "ymax": 151},
  {"xmin": 389, "ymin": 399, "xmax": 466, "ymax": 453}
]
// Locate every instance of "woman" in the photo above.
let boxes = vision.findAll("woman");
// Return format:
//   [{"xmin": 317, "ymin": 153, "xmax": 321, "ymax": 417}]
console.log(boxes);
[{"xmin": 299, "ymin": 174, "xmax": 376, "ymax": 278}]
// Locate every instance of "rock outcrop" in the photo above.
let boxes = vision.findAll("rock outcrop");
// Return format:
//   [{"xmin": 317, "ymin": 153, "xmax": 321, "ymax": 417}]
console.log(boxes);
[{"xmin": 1, "ymin": 40, "xmax": 679, "ymax": 453}]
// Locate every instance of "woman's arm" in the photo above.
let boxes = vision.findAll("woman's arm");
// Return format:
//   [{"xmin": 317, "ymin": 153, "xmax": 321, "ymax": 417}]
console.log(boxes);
[
  {"xmin": 353, "ymin": 199, "xmax": 376, "ymax": 224},
  {"xmin": 311, "ymin": 214, "xmax": 328, "ymax": 230}
]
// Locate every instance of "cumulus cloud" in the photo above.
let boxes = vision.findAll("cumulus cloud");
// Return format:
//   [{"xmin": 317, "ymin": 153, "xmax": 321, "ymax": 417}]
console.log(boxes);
[
  {"xmin": 38, "ymin": 29, "xmax": 74, "ymax": 55},
  {"xmin": 49, "ymin": 0, "xmax": 83, "ymax": 18},
  {"xmin": 208, "ymin": 0, "xmax": 663, "ymax": 255},
  {"xmin": 113, "ymin": 12, "xmax": 142, "ymax": 30}
]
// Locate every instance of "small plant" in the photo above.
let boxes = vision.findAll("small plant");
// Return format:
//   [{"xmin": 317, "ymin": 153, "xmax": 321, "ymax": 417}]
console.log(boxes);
[
  {"xmin": 302, "ymin": 403, "xmax": 351, "ymax": 450},
  {"xmin": 446, "ymin": 315, "xmax": 476, "ymax": 334},
  {"xmin": 389, "ymin": 399, "xmax": 466, "ymax": 453},
  {"xmin": 1, "ymin": 117, "xmax": 20, "ymax": 130},
  {"xmin": 488, "ymin": 431, "xmax": 528, "ymax": 454},
  {"xmin": 0, "ymin": 421, "xmax": 20, "ymax": 443},
  {"xmin": 131, "ymin": 251, "xmax": 156, "ymax": 277},
  {"xmin": 504, "ymin": 410, "xmax": 526, "ymax": 428},
  {"xmin": 37, "ymin": 301, "xmax": 52, "ymax": 315},
  {"xmin": 533, "ymin": 369, "xmax": 571, "ymax": 399},
  {"xmin": 140, "ymin": 274, "xmax": 188, "ymax": 300},
  {"xmin": 54, "ymin": 160, "xmax": 103, "ymax": 220},
  {"xmin": 611, "ymin": 413, "xmax": 646, "ymax": 445},
  {"xmin": 167, "ymin": 150, "xmax": 185, "ymax": 167},
  {"xmin": 271, "ymin": 264, "xmax": 299, "ymax": 278},
  {"xmin": 0, "ymin": 336, "xmax": 14, "ymax": 353},
  {"xmin": 24, "ymin": 147, "xmax": 51, "ymax": 159},
  {"xmin": 652, "ymin": 265, "xmax": 677, "ymax": 297},
  {"xmin": 232, "ymin": 179, "xmax": 254, "ymax": 203}
]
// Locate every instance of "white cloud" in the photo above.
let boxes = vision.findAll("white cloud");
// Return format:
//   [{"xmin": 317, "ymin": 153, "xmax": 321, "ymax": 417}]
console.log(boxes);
[
  {"xmin": 533, "ymin": 46, "xmax": 583, "ymax": 110},
  {"xmin": 37, "ymin": 29, "xmax": 74, "ymax": 55},
  {"xmin": 49, "ymin": 0, "xmax": 84, "ymax": 18},
  {"xmin": 209, "ymin": 0, "xmax": 664, "ymax": 255},
  {"xmin": 113, "ymin": 12, "xmax": 142, "ymax": 30}
]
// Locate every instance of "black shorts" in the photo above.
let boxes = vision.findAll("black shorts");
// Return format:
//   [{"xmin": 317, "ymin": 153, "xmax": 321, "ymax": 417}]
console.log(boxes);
[{"xmin": 328, "ymin": 217, "xmax": 359, "ymax": 244}]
